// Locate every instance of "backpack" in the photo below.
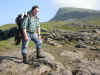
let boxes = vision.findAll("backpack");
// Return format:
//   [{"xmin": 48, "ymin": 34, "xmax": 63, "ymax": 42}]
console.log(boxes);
[
  {"xmin": 16, "ymin": 14, "xmax": 22, "ymax": 26},
  {"xmin": 15, "ymin": 13, "xmax": 27, "ymax": 45}
]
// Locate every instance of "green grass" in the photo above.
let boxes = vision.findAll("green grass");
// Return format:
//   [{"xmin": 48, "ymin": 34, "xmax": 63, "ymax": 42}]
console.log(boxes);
[
  {"xmin": 41, "ymin": 21, "xmax": 80, "ymax": 32},
  {"xmin": 0, "ymin": 38, "xmax": 17, "ymax": 51},
  {"xmin": 0, "ymin": 24, "xmax": 16, "ymax": 31},
  {"xmin": 0, "ymin": 21, "xmax": 87, "ymax": 33},
  {"xmin": 0, "ymin": 37, "xmax": 36, "ymax": 52}
]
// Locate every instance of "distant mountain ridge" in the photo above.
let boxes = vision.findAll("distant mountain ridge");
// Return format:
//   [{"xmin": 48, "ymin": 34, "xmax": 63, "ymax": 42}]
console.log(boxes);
[{"xmin": 50, "ymin": 7, "xmax": 100, "ymax": 24}]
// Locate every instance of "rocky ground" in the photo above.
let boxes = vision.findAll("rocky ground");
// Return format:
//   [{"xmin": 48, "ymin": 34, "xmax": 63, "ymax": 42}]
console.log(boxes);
[
  {"xmin": 0, "ymin": 49, "xmax": 72, "ymax": 75},
  {"xmin": 0, "ymin": 43, "xmax": 100, "ymax": 75},
  {"xmin": 0, "ymin": 27, "xmax": 100, "ymax": 75}
]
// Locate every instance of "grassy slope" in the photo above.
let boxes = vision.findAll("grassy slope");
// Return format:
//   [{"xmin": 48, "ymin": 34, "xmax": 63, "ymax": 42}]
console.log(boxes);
[
  {"xmin": 41, "ymin": 21, "xmax": 80, "ymax": 32},
  {"xmin": 0, "ymin": 22, "xmax": 80, "ymax": 52},
  {"xmin": 0, "ymin": 19, "xmax": 100, "ymax": 52},
  {"xmin": 0, "ymin": 24, "xmax": 16, "ymax": 31}
]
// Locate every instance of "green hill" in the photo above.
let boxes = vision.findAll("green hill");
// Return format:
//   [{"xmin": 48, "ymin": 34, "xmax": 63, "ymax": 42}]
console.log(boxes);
[
  {"xmin": 0, "ymin": 24, "xmax": 16, "ymax": 31},
  {"xmin": 50, "ymin": 7, "xmax": 100, "ymax": 24}
]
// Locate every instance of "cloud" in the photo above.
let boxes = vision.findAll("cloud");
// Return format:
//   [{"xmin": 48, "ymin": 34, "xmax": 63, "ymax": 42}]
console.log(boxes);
[{"xmin": 53, "ymin": 0, "xmax": 100, "ymax": 10}]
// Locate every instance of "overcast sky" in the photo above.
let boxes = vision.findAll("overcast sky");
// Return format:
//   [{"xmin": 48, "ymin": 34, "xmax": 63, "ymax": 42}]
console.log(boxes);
[
  {"xmin": 0, "ymin": 0, "xmax": 100, "ymax": 26},
  {"xmin": 53, "ymin": 0, "xmax": 100, "ymax": 10}
]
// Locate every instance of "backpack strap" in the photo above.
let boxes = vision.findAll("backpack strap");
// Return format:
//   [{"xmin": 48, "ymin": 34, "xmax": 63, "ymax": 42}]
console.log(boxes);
[{"xmin": 26, "ymin": 14, "xmax": 31, "ymax": 28}]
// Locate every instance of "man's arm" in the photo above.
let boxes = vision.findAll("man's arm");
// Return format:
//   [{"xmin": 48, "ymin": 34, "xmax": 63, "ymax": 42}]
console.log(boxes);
[
  {"xmin": 21, "ymin": 17, "xmax": 29, "ymax": 41},
  {"xmin": 23, "ymin": 28, "xmax": 29, "ymax": 41}
]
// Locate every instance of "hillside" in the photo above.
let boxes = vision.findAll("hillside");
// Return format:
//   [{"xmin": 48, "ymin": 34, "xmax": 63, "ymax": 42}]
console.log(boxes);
[
  {"xmin": 0, "ymin": 22, "xmax": 100, "ymax": 75},
  {"xmin": 50, "ymin": 7, "xmax": 100, "ymax": 24}
]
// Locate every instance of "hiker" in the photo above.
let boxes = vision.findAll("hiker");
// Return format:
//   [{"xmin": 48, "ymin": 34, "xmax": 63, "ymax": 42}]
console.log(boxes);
[{"xmin": 21, "ymin": 5, "xmax": 44, "ymax": 64}]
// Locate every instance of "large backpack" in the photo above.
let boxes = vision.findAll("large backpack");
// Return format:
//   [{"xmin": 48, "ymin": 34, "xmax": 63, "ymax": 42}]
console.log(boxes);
[
  {"xmin": 15, "ymin": 13, "xmax": 27, "ymax": 45},
  {"xmin": 16, "ymin": 14, "xmax": 23, "ymax": 26}
]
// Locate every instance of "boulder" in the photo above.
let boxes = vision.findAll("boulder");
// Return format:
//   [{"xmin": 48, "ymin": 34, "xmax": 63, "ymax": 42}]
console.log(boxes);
[{"xmin": 28, "ymin": 51, "xmax": 72, "ymax": 75}]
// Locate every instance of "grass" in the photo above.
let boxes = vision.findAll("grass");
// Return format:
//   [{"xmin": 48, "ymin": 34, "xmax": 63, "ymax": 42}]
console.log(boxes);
[
  {"xmin": 0, "ymin": 20, "xmax": 99, "ymax": 52},
  {"xmin": 0, "ymin": 38, "xmax": 17, "ymax": 51},
  {"xmin": 0, "ymin": 37, "xmax": 36, "ymax": 52},
  {"xmin": 1, "ymin": 20, "xmax": 97, "ymax": 33},
  {"xmin": 41, "ymin": 21, "xmax": 81, "ymax": 32},
  {"xmin": 0, "ymin": 24, "xmax": 16, "ymax": 31},
  {"xmin": 0, "ymin": 21, "xmax": 89, "ymax": 52}
]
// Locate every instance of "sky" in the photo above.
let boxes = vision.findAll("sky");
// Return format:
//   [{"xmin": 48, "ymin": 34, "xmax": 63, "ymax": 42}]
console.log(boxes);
[
  {"xmin": 54, "ymin": 0, "xmax": 100, "ymax": 10},
  {"xmin": 0, "ymin": 0, "xmax": 100, "ymax": 26}
]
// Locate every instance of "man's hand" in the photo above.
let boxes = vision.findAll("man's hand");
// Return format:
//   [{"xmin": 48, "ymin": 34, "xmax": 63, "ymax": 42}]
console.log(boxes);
[
  {"xmin": 38, "ymin": 35, "xmax": 42, "ymax": 40},
  {"xmin": 24, "ymin": 35, "xmax": 29, "ymax": 41}
]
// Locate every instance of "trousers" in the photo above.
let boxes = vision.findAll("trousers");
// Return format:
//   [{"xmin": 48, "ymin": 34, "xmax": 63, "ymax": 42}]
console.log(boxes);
[{"xmin": 21, "ymin": 32, "xmax": 42, "ymax": 54}]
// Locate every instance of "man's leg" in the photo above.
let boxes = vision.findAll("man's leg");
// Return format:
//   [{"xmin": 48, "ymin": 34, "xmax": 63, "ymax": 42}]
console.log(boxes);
[
  {"xmin": 21, "ymin": 37, "xmax": 30, "ymax": 64},
  {"xmin": 31, "ymin": 33, "xmax": 44, "ymax": 58}
]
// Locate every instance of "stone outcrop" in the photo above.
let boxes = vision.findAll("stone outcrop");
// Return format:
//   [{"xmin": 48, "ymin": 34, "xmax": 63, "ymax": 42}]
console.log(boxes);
[
  {"xmin": 42, "ymin": 29, "xmax": 100, "ymax": 49},
  {"xmin": 0, "ymin": 51, "xmax": 72, "ymax": 75},
  {"xmin": 0, "ymin": 27, "xmax": 17, "ymax": 40}
]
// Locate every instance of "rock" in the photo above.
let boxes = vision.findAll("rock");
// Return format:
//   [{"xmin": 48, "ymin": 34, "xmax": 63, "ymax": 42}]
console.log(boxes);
[
  {"xmin": 60, "ymin": 50, "xmax": 84, "ymax": 60},
  {"xmin": 28, "ymin": 51, "xmax": 72, "ymax": 75},
  {"xmin": 0, "ymin": 30, "xmax": 2, "ymax": 33},
  {"xmin": 73, "ymin": 68, "xmax": 91, "ymax": 75},
  {"xmin": 47, "ymin": 38, "xmax": 62, "ymax": 47},
  {"xmin": 0, "ymin": 59, "xmax": 29, "ymax": 75},
  {"xmin": 0, "ymin": 51, "xmax": 71, "ymax": 75},
  {"xmin": 0, "ymin": 27, "xmax": 17, "ymax": 40},
  {"xmin": 75, "ymin": 44, "xmax": 87, "ymax": 48},
  {"xmin": 48, "ymin": 40, "xmax": 57, "ymax": 46},
  {"xmin": 75, "ymin": 40, "xmax": 87, "ymax": 48},
  {"xmin": 92, "ymin": 29, "xmax": 100, "ymax": 34},
  {"xmin": 41, "ymin": 28, "xmax": 48, "ymax": 32}
]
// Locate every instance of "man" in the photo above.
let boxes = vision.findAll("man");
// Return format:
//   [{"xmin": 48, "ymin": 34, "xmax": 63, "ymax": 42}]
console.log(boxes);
[{"xmin": 21, "ymin": 5, "xmax": 44, "ymax": 64}]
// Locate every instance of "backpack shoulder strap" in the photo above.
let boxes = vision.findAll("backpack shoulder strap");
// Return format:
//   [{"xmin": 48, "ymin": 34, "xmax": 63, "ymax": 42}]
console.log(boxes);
[{"xmin": 27, "ymin": 14, "xmax": 31, "ymax": 25}]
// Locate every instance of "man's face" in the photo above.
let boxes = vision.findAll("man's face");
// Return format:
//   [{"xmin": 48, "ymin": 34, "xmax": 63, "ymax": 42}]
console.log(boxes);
[{"xmin": 32, "ymin": 8, "xmax": 39, "ymax": 16}]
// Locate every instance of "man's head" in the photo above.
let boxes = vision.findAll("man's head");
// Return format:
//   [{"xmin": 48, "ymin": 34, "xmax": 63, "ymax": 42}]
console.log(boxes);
[{"xmin": 31, "ymin": 5, "xmax": 39, "ymax": 16}]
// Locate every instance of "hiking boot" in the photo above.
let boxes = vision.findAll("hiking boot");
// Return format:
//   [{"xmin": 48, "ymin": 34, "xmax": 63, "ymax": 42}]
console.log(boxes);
[
  {"xmin": 22, "ymin": 53, "xmax": 29, "ymax": 64},
  {"xmin": 37, "ymin": 55, "xmax": 45, "ymax": 59},
  {"xmin": 36, "ymin": 48, "xmax": 45, "ymax": 59},
  {"xmin": 23, "ymin": 59, "xmax": 29, "ymax": 64}
]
